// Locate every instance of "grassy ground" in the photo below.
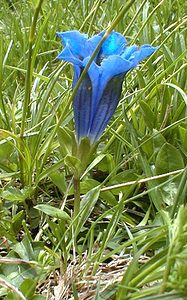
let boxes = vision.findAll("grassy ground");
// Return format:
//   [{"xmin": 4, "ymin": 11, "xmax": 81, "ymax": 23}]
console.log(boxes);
[{"xmin": 0, "ymin": 0, "xmax": 187, "ymax": 299}]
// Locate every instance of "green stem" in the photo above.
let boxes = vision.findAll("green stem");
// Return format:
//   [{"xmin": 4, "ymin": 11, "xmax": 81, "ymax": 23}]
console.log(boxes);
[
  {"xmin": 19, "ymin": 0, "xmax": 44, "ymax": 185},
  {"xmin": 87, "ymin": 0, "xmax": 102, "ymax": 35},
  {"xmin": 20, "ymin": 0, "xmax": 44, "ymax": 137},
  {"xmin": 73, "ymin": 175, "xmax": 80, "ymax": 218},
  {"xmin": 160, "ymin": 246, "xmax": 173, "ymax": 293},
  {"xmin": 0, "ymin": 32, "xmax": 11, "ymax": 129}
]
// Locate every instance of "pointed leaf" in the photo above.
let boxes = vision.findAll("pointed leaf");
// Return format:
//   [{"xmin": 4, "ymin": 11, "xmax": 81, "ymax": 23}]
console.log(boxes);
[
  {"xmin": 49, "ymin": 171, "xmax": 67, "ymax": 194},
  {"xmin": 34, "ymin": 204, "xmax": 70, "ymax": 221},
  {"xmin": 139, "ymin": 100, "xmax": 156, "ymax": 130}
]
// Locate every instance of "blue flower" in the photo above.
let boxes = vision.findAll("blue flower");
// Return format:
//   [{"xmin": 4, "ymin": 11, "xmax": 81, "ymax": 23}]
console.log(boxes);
[{"xmin": 57, "ymin": 30, "xmax": 157, "ymax": 144}]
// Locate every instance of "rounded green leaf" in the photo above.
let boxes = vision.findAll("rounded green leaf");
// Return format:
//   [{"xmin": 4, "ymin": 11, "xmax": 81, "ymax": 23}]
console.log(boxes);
[{"xmin": 155, "ymin": 142, "xmax": 184, "ymax": 174}]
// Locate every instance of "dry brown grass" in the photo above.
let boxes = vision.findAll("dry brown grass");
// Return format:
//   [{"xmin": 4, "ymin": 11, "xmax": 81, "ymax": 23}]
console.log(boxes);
[{"xmin": 38, "ymin": 253, "xmax": 150, "ymax": 300}]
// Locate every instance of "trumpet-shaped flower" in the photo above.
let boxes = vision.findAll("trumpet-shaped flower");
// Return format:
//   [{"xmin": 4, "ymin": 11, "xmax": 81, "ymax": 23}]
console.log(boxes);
[{"xmin": 57, "ymin": 30, "xmax": 157, "ymax": 144}]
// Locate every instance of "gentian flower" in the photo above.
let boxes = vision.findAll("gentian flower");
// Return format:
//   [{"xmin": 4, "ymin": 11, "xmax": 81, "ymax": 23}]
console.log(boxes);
[{"xmin": 57, "ymin": 30, "xmax": 157, "ymax": 144}]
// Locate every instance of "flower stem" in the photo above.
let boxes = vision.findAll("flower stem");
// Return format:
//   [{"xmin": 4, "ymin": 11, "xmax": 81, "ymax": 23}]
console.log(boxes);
[{"xmin": 73, "ymin": 175, "xmax": 80, "ymax": 218}]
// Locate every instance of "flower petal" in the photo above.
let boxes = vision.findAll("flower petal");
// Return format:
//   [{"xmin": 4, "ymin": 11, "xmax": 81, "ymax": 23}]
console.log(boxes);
[
  {"xmin": 89, "ymin": 74, "xmax": 124, "ymax": 143},
  {"xmin": 96, "ymin": 55, "xmax": 132, "ymax": 102},
  {"xmin": 57, "ymin": 46, "xmax": 82, "ymax": 65},
  {"xmin": 99, "ymin": 31, "xmax": 127, "ymax": 58},
  {"xmin": 57, "ymin": 30, "xmax": 158, "ymax": 144},
  {"xmin": 101, "ymin": 55, "xmax": 133, "ymax": 79},
  {"xmin": 82, "ymin": 57, "xmax": 101, "ymax": 116},
  {"xmin": 73, "ymin": 73, "xmax": 93, "ymax": 142},
  {"xmin": 82, "ymin": 55, "xmax": 132, "ymax": 121},
  {"xmin": 57, "ymin": 31, "xmax": 88, "ymax": 59},
  {"xmin": 87, "ymin": 34, "xmax": 103, "ymax": 54},
  {"xmin": 57, "ymin": 31, "xmax": 103, "ymax": 65},
  {"xmin": 130, "ymin": 45, "xmax": 158, "ymax": 65},
  {"xmin": 72, "ymin": 65, "xmax": 82, "ymax": 88},
  {"xmin": 121, "ymin": 45, "xmax": 138, "ymax": 60}
]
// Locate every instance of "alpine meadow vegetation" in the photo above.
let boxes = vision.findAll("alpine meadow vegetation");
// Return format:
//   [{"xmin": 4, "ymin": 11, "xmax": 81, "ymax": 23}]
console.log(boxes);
[{"xmin": 0, "ymin": 0, "xmax": 187, "ymax": 299}]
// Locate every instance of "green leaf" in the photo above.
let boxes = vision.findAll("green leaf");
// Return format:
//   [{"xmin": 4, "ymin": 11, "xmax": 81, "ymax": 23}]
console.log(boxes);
[
  {"xmin": 178, "ymin": 125, "xmax": 187, "ymax": 152},
  {"xmin": 96, "ymin": 153, "xmax": 115, "ymax": 173},
  {"xmin": 163, "ymin": 82, "xmax": 187, "ymax": 106},
  {"xmin": 108, "ymin": 169, "xmax": 138, "ymax": 195},
  {"xmin": 57, "ymin": 126, "xmax": 73, "ymax": 156},
  {"xmin": 19, "ymin": 278, "xmax": 36, "ymax": 299},
  {"xmin": 0, "ymin": 275, "xmax": 26, "ymax": 300},
  {"xmin": 12, "ymin": 210, "xmax": 25, "ymax": 235},
  {"xmin": 0, "ymin": 139, "xmax": 15, "ymax": 160},
  {"xmin": 64, "ymin": 155, "xmax": 82, "ymax": 177},
  {"xmin": 80, "ymin": 178, "xmax": 117, "ymax": 206},
  {"xmin": 139, "ymin": 100, "xmax": 156, "ymax": 130},
  {"xmin": 155, "ymin": 142, "xmax": 184, "ymax": 175},
  {"xmin": 0, "ymin": 172, "xmax": 19, "ymax": 179},
  {"xmin": 0, "ymin": 129, "xmax": 20, "ymax": 141},
  {"xmin": 12, "ymin": 236, "xmax": 35, "ymax": 260},
  {"xmin": 49, "ymin": 170, "xmax": 67, "ymax": 194},
  {"xmin": 159, "ymin": 181, "xmax": 178, "ymax": 206},
  {"xmin": 153, "ymin": 130, "xmax": 166, "ymax": 154},
  {"xmin": 81, "ymin": 154, "xmax": 106, "ymax": 178},
  {"xmin": 136, "ymin": 69, "xmax": 146, "ymax": 89},
  {"xmin": 0, "ymin": 139, "xmax": 18, "ymax": 172},
  {"xmin": 141, "ymin": 135, "xmax": 153, "ymax": 157},
  {"xmin": 31, "ymin": 296, "xmax": 46, "ymax": 300},
  {"xmin": 75, "ymin": 186, "xmax": 100, "ymax": 236},
  {"xmin": 36, "ymin": 159, "xmax": 64, "ymax": 183},
  {"xmin": 1, "ymin": 187, "xmax": 33, "ymax": 202},
  {"xmin": 34, "ymin": 204, "xmax": 70, "ymax": 221}
]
